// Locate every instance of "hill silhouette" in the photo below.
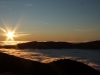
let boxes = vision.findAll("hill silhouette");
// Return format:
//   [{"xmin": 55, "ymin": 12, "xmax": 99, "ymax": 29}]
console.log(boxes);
[
  {"xmin": 16, "ymin": 40, "xmax": 100, "ymax": 49},
  {"xmin": 74, "ymin": 40, "xmax": 100, "ymax": 49},
  {"xmin": 0, "ymin": 52, "xmax": 100, "ymax": 75},
  {"xmin": 0, "ymin": 40, "xmax": 100, "ymax": 49}
]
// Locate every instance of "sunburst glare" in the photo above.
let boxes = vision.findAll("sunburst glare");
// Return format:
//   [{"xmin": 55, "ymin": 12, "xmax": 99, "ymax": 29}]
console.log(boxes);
[
  {"xmin": 6, "ymin": 31, "xmax": 15, "ymax": 41},
  {"xmin": 0, "ymin": 22, "xmax": 30, "ymax": 42}
]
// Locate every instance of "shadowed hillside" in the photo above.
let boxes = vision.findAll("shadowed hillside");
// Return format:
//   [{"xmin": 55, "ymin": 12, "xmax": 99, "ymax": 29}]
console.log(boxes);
[{"xmin": 0, "ymin": 52, "xmax": 100, "ymax": 75}]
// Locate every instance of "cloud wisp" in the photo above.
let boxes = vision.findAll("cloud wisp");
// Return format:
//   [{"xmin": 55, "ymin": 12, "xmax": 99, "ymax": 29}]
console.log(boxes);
[
  {"xmin": 74, "ymin": 29, "xmax": 93, "ymax": 32},
  {"xmin": 26, "ymin": 4, "xmax": 33, "ymax": 6}
]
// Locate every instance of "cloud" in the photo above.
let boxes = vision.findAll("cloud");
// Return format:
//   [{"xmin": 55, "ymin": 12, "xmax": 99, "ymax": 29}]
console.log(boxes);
[
  {"xmin": 35, "ymin": 22, "xmax": 50, "ymax": 25},
  {"xmin": 74, "ymin": 29, "xmax": 92, "ymax": 32},
  {"xmin": 0, "ymin": 1, "xmax": 23, "ymax": 9},
  {"xmin": 26, "ymin": 4, "xmax": 33, "ymax": 6},
  {"xmin": 44, "ymin": 23, "xmax": 49, "ymax": 25}
]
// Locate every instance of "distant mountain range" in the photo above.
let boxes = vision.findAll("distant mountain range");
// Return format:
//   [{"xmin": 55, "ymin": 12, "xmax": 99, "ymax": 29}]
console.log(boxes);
[
  {"xmin": 1, "ymin": 40, "xmax": 100, "ymax": 49},
  {"xmin": 16, "ymin": 40, "xmax": 100, "ymax": 49}
]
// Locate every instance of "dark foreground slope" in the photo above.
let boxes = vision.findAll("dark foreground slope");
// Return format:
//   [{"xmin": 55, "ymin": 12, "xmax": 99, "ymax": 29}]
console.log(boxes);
[{"xmin": 0, "ymin": 52, "xmax": 100, "ymax": 75}]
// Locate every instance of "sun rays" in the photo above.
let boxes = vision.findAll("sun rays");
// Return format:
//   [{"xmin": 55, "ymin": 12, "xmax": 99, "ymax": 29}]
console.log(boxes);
[{"xmin": 0, "ymin": 22, "xmax": 30, "ymax": 42}]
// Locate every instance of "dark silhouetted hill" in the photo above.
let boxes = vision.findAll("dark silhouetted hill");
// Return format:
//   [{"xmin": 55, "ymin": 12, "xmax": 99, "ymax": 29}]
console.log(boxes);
[
  {"xmin": 17, "ymin": 41, "xmax": 74, "ymax": 49},
  {"xmin": 16, "ymin": 40, "xmax": 100, "ymax": 49},
  {"xmin": 0, "ymin": 52, "xmax": 100, "ymax": 75},
  {"xmin": 74, "ymin": 40, "xmax": 100, "ymax": 49}
]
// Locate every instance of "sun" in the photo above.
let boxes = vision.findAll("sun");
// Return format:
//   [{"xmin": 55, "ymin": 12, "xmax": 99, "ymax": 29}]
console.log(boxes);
[
  {"xmin": 0, "ymin": 21, "xmax": 31, "ymax": 42},
  {"xmin": 6, "ymin": 31, "xmax": 14, "ymax": 40}
]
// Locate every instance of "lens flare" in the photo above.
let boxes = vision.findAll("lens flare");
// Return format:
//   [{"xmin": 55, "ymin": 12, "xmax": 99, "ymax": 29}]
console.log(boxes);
[{"xmin": 0, "ymin": 25, "xmax": 30, "ymax": 41}]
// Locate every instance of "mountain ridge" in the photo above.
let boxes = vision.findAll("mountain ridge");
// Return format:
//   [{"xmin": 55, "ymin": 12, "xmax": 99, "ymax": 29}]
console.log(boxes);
[{"xmin": 15, "ymin": 40, "xmax": 100, "ymax": 49}]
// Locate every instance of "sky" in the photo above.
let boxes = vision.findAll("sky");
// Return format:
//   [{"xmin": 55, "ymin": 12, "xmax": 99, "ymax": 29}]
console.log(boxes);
[{"xmin": 0, "ymin": 0, "xmax": 100, "ymax": 42}]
